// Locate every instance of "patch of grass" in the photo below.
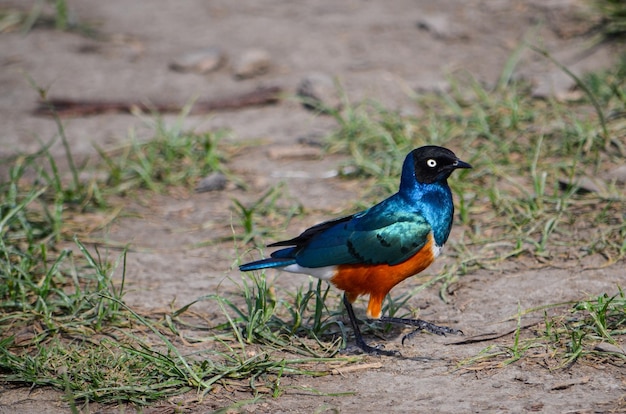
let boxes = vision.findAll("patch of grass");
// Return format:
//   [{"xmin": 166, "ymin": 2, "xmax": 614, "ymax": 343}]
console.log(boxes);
[
  {"xmin": 456, "ymin": 288, "xmax": 626, "ymax": 370},
  {"xmin": 583, "ymin": 53, "xmax": 626, "ymax": 122},
  {"xmin": 325, "ymin": 100, "xmax": 417, "ymax": 197},
  {"xmin": 97, "ymin": 114, "xmax": 230, "ymax": 195},
  {"xmin": 232, "ymin": 183, "xmax": 303, "ymax": 246},
  {"xmin": 594, "ymin": 0, "xmax": 626, "ymax": 40},
  {"xmin": 284, "ymin": 279, "xmax": 339, "ymax": 340},
  {"xmin": 202, "ymin": 270, "xmax": 343, "ymax": 356},
  {"xmin": 0, "ymin": 227, "xmax": 353, "ymax": 408},
  {"xmin": 0, "ymin": 0, "xmax": 100, "ymax": 37}
]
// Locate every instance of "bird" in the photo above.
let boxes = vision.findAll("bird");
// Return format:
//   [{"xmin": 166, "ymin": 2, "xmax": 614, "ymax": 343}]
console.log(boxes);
[{"xmin": 239, "ymin": 145, "xmax": 471, "ymax": 355}]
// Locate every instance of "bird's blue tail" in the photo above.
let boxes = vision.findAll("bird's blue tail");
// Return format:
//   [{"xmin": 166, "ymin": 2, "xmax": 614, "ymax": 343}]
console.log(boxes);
[
  {"xmin": 239, "ymin": 257, "xmax": 296, "ymax": 272},
  {"xmin": 239, "ymin": 246, "xmax": 297, "ymax": 271}
]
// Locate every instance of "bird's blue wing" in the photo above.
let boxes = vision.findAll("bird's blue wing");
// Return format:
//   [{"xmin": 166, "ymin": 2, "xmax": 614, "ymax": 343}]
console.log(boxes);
[{"xmin": 294, "ymin": 205, "xmax": 432, "ymax": 268}]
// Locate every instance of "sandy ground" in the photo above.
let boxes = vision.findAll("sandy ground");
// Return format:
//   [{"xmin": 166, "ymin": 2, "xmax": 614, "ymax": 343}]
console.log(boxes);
[{"xmin": 1, "ymin": 0, "xmax": 625, "ymax": 413}]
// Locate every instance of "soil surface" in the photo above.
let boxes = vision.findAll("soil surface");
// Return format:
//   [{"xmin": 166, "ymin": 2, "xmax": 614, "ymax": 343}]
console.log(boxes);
[{"xmin": 1, "ymin": 1, "xmax": 625, "ymax": 413}]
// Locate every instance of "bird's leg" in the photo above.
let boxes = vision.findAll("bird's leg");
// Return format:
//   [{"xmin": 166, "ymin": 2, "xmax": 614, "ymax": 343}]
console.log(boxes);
[
  {"xmin": 379, "ymin": 316, "xmax": 463, "ymax": 345},
  {"xmin": 343, "ymin": 294, "xmax": 397, "ymax": 356}
]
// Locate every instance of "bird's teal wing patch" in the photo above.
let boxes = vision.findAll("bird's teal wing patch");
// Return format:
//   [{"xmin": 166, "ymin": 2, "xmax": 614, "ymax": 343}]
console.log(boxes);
[{"xmin": 295, "ymin": 210, "xmax": 432, "ymax": 267}]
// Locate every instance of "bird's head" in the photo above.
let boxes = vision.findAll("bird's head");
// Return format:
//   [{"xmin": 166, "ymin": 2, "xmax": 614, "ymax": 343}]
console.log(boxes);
[{"xmin": 402, "ymin": 145, "xmax": 472, "ymax": 186}]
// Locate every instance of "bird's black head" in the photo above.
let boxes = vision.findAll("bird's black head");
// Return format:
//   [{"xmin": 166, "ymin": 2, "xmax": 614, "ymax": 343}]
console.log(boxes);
[{"xmin": 410, "ymin": 146, "xmax": 472, "ymax": 184}]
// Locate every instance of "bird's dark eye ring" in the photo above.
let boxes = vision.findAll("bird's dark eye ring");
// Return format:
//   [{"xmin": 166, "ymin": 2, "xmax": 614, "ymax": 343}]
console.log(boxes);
[{"xmin": 427, "ymin": 159, "xmax": 437, "ymax": 168}]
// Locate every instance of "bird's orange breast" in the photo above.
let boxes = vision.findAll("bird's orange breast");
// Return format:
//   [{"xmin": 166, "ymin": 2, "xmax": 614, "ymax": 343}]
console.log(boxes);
[{"xmin": 330, "ymin": 233, "xmax": 437, "ymax": 319}]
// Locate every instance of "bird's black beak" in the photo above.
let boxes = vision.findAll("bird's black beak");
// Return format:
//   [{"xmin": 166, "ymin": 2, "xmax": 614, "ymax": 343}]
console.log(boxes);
[{"xmin": 454, "ymin": 159, "xmax": 472, "ymax": 169}]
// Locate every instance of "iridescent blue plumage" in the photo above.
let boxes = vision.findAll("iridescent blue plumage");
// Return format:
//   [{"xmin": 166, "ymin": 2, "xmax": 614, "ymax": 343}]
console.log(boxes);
[{"xmin": 239, "ymin": 146, "xmax": 469, "ymax": 272}]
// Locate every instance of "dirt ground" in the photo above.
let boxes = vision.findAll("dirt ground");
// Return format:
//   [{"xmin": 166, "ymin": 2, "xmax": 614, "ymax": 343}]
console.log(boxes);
[{"xmin": 1, "ymin": 0, "xmax": 625, "ymax": 413}]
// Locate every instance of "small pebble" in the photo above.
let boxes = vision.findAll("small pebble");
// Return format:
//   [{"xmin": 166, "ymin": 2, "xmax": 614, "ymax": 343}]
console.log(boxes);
[
  {"xmin": 594, "ymin": 342, "xmax": 625, "ymax": 355},
  {"xmin": 296, "ymin": 72, "xmax": 341, "ymax": 112},
  {"xmin": 170, "ymin": 47, "xmax": 225, "ymax": 74},
  {"xmin": 297, "ymin": 133, "xmax": 326, "ymax": 147},
  {"xmin": 416, "ymin": 14, "xmax": 468, "ymax": 40},
  {"xmin": 196, "ymin": 172, "xmax": 228, "ymax": 192},
  {"xmin": 233, "ymin": 49, "xmax": 272, "ymax": 79},
  {"xmin": 558, "ymin": 176, "xmax": 607, "ymax": 195},
  {"xmin": 531, "ymin": 70, "xmax": 581, "ymax": 101},
  {"xmin": 605, "ymin": 165, "xmax": 626, "ymax": 184}
]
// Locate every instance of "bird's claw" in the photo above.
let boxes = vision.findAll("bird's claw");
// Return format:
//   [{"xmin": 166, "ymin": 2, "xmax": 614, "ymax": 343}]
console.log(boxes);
[
  {"xmin": 401, "ymin": 324, "xmax": 464, "ymax": 345},
  {"xmin": 378, "ymin": 316, "xmax": 463, "ymax": 346}
]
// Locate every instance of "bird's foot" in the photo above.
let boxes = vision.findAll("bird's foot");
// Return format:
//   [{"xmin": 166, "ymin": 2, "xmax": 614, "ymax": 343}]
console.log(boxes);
[{"xmin": 378, "ymin": 316, "xmax": 463, "ymax": 346}]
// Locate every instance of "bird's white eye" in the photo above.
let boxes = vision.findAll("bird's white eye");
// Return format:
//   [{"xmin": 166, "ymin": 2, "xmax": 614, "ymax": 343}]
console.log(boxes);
[{"xmin": 426, "ymin": 159, "xmax": 437, "ymax": 168}]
